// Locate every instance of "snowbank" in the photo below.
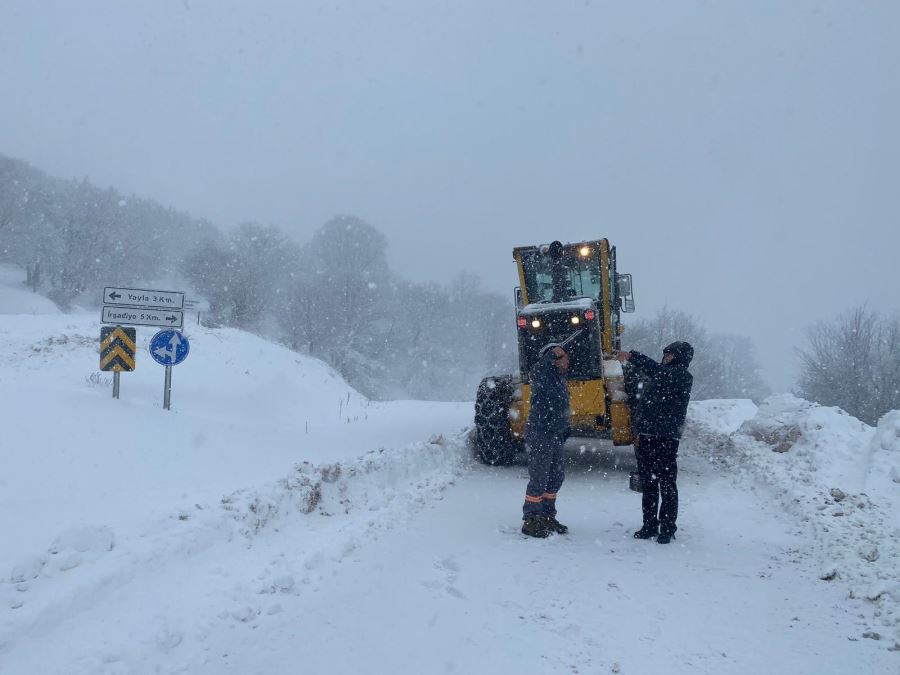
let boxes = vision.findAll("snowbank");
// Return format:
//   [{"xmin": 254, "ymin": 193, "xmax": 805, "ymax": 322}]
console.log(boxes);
[
  {"xmin": 867, "ymin": 411, "xmax": 900, "ymax": 524},
  {"xmin": 701, "ymin": 394, "xmax": 900, "ymax": 647},
  {"xmin": 739, "ymin": 394, "xmax": 875, "ymax": 492},
  {"xmin": 688, "ymin": 398, "xmax": 758, "ymax": 435}
]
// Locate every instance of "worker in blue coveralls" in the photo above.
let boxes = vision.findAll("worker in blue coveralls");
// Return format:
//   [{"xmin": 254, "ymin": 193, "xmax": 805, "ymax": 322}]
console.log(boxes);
[{"xmin": 521, "ymin": 342, "xmax": 571, "ymax": 538}]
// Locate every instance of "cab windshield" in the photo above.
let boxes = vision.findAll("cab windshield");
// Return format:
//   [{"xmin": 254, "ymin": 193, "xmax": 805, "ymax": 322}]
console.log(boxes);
[{"xmin": 521, "ymin": 248, "xmax": 603, "ymax": 304}]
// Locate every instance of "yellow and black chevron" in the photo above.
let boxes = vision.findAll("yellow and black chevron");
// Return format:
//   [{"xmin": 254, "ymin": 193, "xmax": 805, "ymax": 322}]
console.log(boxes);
[{"xmin": 100, "ymin": 326, "xmax": 137, "ymax": 372}]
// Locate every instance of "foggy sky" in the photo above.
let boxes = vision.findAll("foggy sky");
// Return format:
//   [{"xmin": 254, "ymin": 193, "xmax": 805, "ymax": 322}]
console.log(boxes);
[{"xmin": 2, "ymin": 0, "xmax": 898, "ymax": 391}]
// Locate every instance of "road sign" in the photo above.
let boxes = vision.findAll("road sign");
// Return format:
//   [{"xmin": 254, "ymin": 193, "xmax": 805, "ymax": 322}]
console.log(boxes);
[
  {"xmin": 100, "ymin": 326, "xmax": 136, "ymax": 372},
  {"xmin": 149, "ymin": 330, "xmax": 190, "ymax": 366},
  {"xmin": 184, "ymin": 298, "xmax": 210, "ymax": 312},
  {"xmin": 102, "ymin": 306, "xmax": 184, "ymax": 329},
  {"xmin": 103, "ymin": 287, "xmax": 184, "ymax": 310}
]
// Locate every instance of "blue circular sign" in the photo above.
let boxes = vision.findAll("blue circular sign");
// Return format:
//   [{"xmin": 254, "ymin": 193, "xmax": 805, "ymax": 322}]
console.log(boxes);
[{"xmin": 149, "ymin": 330, "xmax": 190, "ymax": 366}]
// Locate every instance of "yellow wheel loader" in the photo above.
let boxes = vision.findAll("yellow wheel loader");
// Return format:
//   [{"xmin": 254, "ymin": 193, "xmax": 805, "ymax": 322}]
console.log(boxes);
[{"xmin": 473, "ymin": 239, "xmax": 636, "ymax": 465}]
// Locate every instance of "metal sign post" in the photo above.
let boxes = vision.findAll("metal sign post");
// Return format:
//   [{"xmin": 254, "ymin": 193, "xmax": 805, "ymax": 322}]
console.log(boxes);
[
  {"xmin": 184, "ymin": 298, "xmax": 210, "ymax": 327},
  {"xmin": 149, "ymin": 329, "xmax": 190, "ymax": 411},
  {"xmin": 163, "ymin": 366, "xmax": 173, "ymax": 410},
  {"xmin": 113, "ymin": 372, "xmax": 121, "ymax": 399}
]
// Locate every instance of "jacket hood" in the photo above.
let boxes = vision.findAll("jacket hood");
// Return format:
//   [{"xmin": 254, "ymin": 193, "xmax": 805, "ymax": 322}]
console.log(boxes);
[{"xmin": 663, "ymin": 341, "xmax": 694, "ymax": 367}]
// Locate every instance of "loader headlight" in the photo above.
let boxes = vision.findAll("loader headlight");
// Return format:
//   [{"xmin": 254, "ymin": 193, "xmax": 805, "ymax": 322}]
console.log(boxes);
[
  {"xmin": 571, "ymin": 316, "xmax": 580, "ymax": 325},
  {"xmin": 531, "ymin": 319, "xmax": 542, "ymax": 329},
  {"xmin": 579, "ymin": 246, "xmax": 591, "ymax": 257}
]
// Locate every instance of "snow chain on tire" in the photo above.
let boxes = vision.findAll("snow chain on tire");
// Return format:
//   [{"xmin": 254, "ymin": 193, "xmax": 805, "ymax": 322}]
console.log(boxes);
[{"xmin": 474, "ymin": 375, "xmax": 522, "ymax": 465}]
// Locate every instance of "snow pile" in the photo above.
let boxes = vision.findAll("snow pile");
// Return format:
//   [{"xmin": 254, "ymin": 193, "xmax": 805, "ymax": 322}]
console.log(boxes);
[
  {"xmin": 739, "ymin": 394, "xmax": 875, "ymax": 491},
  {"xmin": 221, "ymin": 433, "xmax": 467, "ymax": 538},
  {"xmin": 679, "ymin": 398, "xmax": 758, "ymax": 462},
  {"xmin": 725, "ymin": 395, "xmax": 900, "ymax": 646},
  {"xmin": 867, "ymin": 411, "xmax": 900, "ymax": 524},
  {"xmin": 688, "ymin": 398, "xmax": 758, "ymax": 435}
]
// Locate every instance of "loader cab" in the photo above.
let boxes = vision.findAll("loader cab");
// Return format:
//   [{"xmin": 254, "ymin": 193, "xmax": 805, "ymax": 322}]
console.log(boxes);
[
  {"xmin": 519, "ymin": 242, "xmax": 604, "ymax": 305},
  {"xmin": 513, "ymin": 239, "xmax": 632, "ymax": 372}
]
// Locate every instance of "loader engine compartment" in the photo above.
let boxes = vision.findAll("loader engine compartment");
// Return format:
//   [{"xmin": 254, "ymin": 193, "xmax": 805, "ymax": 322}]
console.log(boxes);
[{"xmin": 517, "ymin": 302, "xmax": 602, "ymax": 381}]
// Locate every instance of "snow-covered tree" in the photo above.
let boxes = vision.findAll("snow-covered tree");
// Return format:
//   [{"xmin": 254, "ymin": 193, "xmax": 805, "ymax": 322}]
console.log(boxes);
[{"xmin": 797, "ymin": 306, "xmax": 900, "ymax": 425}]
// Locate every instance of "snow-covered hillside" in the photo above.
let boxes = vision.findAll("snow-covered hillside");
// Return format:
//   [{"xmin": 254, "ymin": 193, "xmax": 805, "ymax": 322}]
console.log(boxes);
[
  {"xmin": 0, "ymin": 268, "xmax": 897, "ymax": 674},
  {"xmin": 0, "ymin": 309, "xmax": 472, "ymax": 573},
  {"xmin": 0, "ymin": 265, "xmax": 60, "ymax": 315}
]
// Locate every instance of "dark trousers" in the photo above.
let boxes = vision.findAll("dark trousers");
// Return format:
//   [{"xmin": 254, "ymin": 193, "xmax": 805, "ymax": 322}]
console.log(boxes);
[
  {"xmin": 636, "ymin": 435, "xmax": 679, "ymax": 535},
  {"xmin": 522, "ymin": 435, "xmax": 565, "ymax": 520}
]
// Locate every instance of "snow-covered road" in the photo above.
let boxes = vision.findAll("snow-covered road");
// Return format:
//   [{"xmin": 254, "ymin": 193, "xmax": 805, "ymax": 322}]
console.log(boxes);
[
  {"xmin": 5, "ymin": 437, "xmax": 893, "ymax": 675},
  {"xmin": 169, "ymin": 452, "xmax": 892, "ymax": 675}
]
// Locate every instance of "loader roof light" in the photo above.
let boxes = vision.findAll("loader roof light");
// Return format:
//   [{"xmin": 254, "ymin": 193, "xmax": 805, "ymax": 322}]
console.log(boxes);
[
  {"xmin": 517, "ymin": 316, "xmax": 527, "ymax": 328},
  {"xmin": 584, "ymin": 309, "xmax": 595, "ymax": 321},
  {"xmin": 579, "ymin": 246, "xmax": 591, "ymax": 257},
  {"xmin": 531, "ymin": 319, "xmax": 542, "ymax": 329},
  {"xmin": 571, "ymin": 316, "xmax": 580, "ymax": 325}
]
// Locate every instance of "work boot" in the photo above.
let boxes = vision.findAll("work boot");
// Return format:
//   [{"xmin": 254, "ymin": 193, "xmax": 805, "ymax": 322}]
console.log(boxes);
[
  {"xmin": 633, "ymin": 525, "xmax": 658, "ymax": 540},
  {"xmin": 545, "ymin": 515, "xmax": 569, "ymax": 534},
  {"xmin": 657, "ymin": 531, "xmax": 676, "ymax": 544},
  {"xmin": 521, "ymin": 516, "xmax": 550, "ymax": 538}
]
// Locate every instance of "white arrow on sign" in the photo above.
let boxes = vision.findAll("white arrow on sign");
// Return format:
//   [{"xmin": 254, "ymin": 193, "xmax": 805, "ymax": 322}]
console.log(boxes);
[{"xmin": 153, "ymin": 332, "xmax": 183, "ymax": 364}]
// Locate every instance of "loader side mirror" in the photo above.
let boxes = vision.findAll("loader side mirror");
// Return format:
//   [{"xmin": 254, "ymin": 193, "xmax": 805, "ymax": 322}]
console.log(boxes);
[{"xmin": 617, "ymin": 273, "xmax": 635, "ymax": 313}]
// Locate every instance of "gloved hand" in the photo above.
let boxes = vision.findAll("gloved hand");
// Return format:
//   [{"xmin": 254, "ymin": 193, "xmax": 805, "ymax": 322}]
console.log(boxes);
[{"xmin": 613, "ymin": 350, "xmax": 632, "ymax": 364}]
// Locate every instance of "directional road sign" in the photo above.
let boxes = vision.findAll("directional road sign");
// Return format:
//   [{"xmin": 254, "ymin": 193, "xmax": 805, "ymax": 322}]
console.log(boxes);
[
  {"xmin": 103, "ymin": 287, "xmax": 184, "ymax": 310},
  {"xmin": 149, "ymin": 329, "xmax": 190, "ymax": 366},
  {"xmin": 100, "ymin": 326, "xmax": 137, "ymax": 372},
  {"xmin": 184, "ymin": 298, "xmax": 211, "ymax": 312},
  {"xmin": 102, "ymin": 306, "xmax": 183, "ymax": 329}
]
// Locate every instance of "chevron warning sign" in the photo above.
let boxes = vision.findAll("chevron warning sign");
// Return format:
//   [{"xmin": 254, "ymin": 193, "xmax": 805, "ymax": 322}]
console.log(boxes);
[{"xmin": 100, "ymin": 326, "xmax": 137, "ymax": 372}]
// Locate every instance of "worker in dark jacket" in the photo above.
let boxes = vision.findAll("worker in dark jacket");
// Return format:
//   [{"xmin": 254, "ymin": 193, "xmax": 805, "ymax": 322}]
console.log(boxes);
[
  {"xmin": 615, "ymin": 341, "xmax": 694, "ymax": 544},
  {"xmin": 521, "ymin": 343, "xmax": 571, "ymax": 538}
]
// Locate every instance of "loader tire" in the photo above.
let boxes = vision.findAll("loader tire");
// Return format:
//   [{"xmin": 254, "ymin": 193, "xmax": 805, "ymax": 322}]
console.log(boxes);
[{"xmin": 474, "ymin": 375, "xmax": 522, "ymax": 465}]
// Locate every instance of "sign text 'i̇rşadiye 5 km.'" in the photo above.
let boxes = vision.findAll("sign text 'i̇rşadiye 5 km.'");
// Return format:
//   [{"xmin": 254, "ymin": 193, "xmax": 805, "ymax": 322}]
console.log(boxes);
[{"xmin": 101, "ymin": 306, "xmax": 184, "ymax": 329}]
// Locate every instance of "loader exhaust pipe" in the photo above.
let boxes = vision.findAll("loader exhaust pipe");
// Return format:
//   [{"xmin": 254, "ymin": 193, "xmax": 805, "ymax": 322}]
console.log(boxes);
[{"xmin": 547, "ymin": 240, "xmax": 569, "ymax": 303}]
